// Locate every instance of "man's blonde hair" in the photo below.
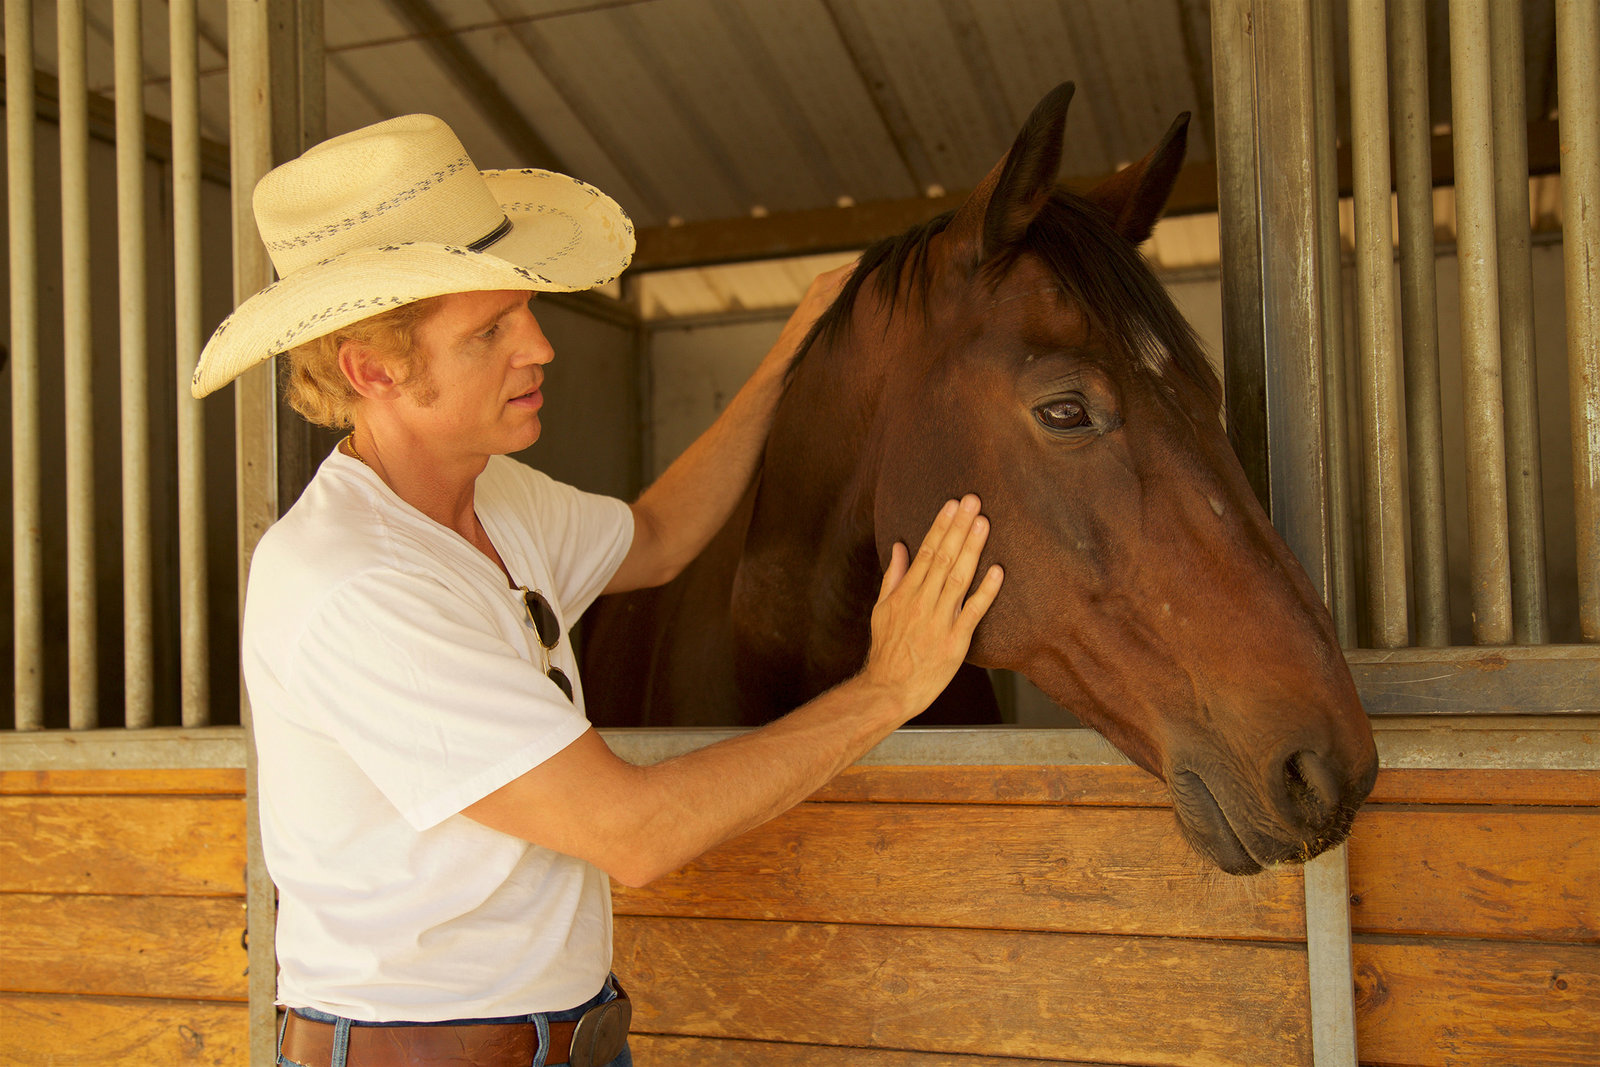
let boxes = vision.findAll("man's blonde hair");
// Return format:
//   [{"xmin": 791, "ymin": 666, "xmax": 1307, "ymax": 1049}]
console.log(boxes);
[{"xmin": 281, "ymin": 296, "xmax": 443, "ymax": 428}]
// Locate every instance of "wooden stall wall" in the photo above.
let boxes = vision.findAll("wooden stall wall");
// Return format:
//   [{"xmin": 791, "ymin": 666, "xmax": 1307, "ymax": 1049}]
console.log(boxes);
[
  {"xmin": 0, "ymin": 768, "xmax": 249, "ymax": 1066},
  {"xmin": 614, "ymin": 761, "xmax": 1599, "ymax": 1067}
]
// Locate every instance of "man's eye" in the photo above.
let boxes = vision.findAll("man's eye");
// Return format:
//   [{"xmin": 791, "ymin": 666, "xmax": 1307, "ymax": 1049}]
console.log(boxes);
[
  {"xmin": 480, "ymin": 323, "xmax": 501, "ymax": 340},
  {"xmin": 1036, "ymin": 399, "xmax": 1090, "ymax": 431}
]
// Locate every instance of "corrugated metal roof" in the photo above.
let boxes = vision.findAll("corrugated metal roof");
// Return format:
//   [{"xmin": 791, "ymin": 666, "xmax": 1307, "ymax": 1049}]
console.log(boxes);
[{"xmin": 17, "ymin": 0, "xmax": 1567, "ymax": 290}]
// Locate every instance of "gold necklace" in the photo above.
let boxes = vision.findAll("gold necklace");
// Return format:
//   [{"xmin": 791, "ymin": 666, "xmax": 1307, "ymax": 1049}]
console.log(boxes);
[{"xmin": 345, "ymin": 432, "xmax": 367, "ymax": 467}]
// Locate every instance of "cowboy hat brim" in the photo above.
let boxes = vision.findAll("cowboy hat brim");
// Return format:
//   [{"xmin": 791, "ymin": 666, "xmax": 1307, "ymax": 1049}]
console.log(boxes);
[{"xmin": 192, "ymin": 169, "xmax": 633, "ymax": 398}]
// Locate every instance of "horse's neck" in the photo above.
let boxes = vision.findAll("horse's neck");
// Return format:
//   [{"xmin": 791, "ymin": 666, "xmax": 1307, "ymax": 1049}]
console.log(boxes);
[{"xmin": 731, "ymin": 336, "xmax": 889, "ymax": 690}]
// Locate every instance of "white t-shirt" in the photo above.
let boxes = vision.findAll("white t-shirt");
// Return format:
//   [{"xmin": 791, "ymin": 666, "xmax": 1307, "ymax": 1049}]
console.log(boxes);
[{"xmin": 243, "ymin": 450, "xmax": 634, "ymax": 1022}]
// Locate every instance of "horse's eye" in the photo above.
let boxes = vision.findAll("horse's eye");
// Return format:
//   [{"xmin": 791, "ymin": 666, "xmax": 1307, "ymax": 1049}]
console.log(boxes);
[{"xmin": 1036, "ymin": 398, "xmax": 1091, "ymax": 431}]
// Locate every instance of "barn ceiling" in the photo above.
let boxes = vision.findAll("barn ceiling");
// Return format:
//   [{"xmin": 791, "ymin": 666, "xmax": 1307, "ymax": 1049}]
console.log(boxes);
[{"xmin": 11, "ymin": 0, "xmax": 1567, "ymax": 283}]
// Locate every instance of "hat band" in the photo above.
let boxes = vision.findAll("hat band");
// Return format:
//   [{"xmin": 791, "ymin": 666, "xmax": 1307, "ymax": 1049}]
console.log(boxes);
[{"xmin": 468, "ymin": 215, "xmax": 513, "ymax": 253}]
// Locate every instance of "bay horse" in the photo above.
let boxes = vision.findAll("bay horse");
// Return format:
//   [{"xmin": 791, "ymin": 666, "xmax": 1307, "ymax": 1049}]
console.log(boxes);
[{"xmin": 583, "ymin": 83, "xmax": 1378, "ymax": 874}]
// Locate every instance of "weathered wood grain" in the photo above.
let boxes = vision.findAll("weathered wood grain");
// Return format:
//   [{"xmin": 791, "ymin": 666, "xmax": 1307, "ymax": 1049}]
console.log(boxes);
[
  {"xmin": 0, "ymin": 993, "xmax": 248, "ymax": 1066},
  {"xmin": 629, "ymin": 1033, "xmax": 1129, "ymax": 1065},
  {"xmin": 614, "ymin": 916, "xmax": 1311, "ymax": 1067},
  {"xmin": 0, "ymin": 796, "xmax": 247, "ymax": 896},
  {"xmin": 1353, "ymin": 939, "xmax": 1599, "ymax": 1066},
  {"xmin": 0, "ymin": 894, "xmax": 248, "ymax": 1001},
  {"xmin": 810, "ymin": 765, "xmax": 1597, "ymax": 807},
  {"xmin": 614, "ymin": 802, "xmax": 1305, "ymax": 940},
  {"xmin": 0, "ymin": 769, "xmax": 245, "ymax": 796},
  {"xmin": 1347, "ymin": 810, "xmax": 1599, "ymax": 942}
]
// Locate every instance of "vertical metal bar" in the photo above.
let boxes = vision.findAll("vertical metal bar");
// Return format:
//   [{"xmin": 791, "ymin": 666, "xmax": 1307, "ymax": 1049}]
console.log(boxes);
[
  {"xmin": 1313, "ymin": 0, "xmax": 1358, "ymax": 647},
  {"xmin": 6, "ymin": 0, "xmax": 43, "ymax": 729},
  {"xmin": 1213, "ymin": 2, "xmax": 1357, "ymax": 1062},
  {"xmin": 1490, "ymin": 0, "xmax": 1550, "ymax": 644},
  {"xmin": 1349, "ymin": 0, "xmax": 1409, "ymax": 648},
  {"xmin": 59, "ymin": 0, "xmax": 99, "ymax": 729},
  {"xmin": 1252, "ymin": 0, "xmax": 1333, "ymax": 597},
  {"xmin": 1448, "ymin": 0, "xmax": 1514, "ymax": 644},
  {"xmin": 115, "ymin": 0, "xmax": 154, "ymax": 727},
  {"xmin": 1555, "ymin": 0, "xmax": 1600, "ymax": 642},
  {"xmin": 172, "ymin": 0, "xmax": 211, "ymax": 726},
  {"xmin": 1210, "ymin": 0, "xmax": 1272, "ymax": 511},
  {"xmin": 230, "ymin": 1, "xmax": 280, "ymax": 1060},
  {"xmin": 1389, "ymin": 0, "xmax": 1452, "ymax": 646}
]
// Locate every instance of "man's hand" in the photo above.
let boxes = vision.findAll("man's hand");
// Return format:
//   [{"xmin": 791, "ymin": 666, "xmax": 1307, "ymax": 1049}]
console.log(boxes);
[{"xmin": 858, "ymin": 495, "xmax": 1004, "ymax": 718}]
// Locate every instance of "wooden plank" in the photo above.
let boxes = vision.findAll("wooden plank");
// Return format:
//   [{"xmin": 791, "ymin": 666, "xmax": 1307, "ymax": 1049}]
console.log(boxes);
[
  {"xmin": 0, "ymin": 992, "xmax": 248, "ymax": 1066},
  {"xmin": 0, "ymin": 768, "xmax": 246, "ymax": 796},
  {"xmin": 818, "ymin": 765, "xmax": 1600, "ymax": 807},
  {"xmin": 1347, "ymin": 810, "xmax": 1598, "ymax": 942},
  {"xmin": 614, "ymin": 802, "xmax": 1305, "ymax": 940},
  {"xmin": 0, "ymin": 796, "xmax": 247, "ymax": 896},
  {"xmin": 630, "ymin": 1034, "xmax": 1125, "ymax": 1066},
  {"xmin": 0, "ymin": 894, "xmax": 247, "ymax": 1001},
  {"xmin": 813, "ymin": 764, "xmax": 1168, "ymax": 806},
  {"xmin": 614, "ymin": 917, "xmax": 1310, "ymax": 1066},
  {"xmin": 1366, "ymin": 768, "xmax": 1600, "ymax": 806},
  {"xmin": 1353, "ymin": 939, "xmax": 1599, "ymax": 1066}
]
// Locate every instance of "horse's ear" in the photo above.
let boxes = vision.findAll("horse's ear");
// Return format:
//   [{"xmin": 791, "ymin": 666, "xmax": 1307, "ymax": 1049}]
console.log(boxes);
[
  {"xmin": 947, "ymin": 81, "xmax": 1075, "ymax": 266},
  {"xmin": 1082, "ymin": 112, "xmax": 1191, "ymax": 246}
]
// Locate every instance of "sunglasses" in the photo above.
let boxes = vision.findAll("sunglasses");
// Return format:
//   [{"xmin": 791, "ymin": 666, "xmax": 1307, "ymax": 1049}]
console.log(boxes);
[{"xmin": 519, "ymin": 587, "xmax": 574, "ymax": 702}]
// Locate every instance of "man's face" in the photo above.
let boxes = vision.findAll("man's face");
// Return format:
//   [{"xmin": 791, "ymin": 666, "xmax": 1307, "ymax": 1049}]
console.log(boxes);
[{"xmin": 393, "ymin": 289, "xmax": 552, "ymax": 457}]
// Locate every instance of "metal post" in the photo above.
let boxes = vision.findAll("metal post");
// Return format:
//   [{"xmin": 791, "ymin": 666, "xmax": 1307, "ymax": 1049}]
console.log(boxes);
[
  {"xmin": 116, "ymin": 0, "xmax": 154, "ymax": 727},
  {"xmin": 173, "ymin": 0, "xmax": 212, "ymax": 726},
  {"xmin": 1448, "ymin": 0, "xmax": 1514, "ymax": 644},
  {"xmin": 230, "ymin": 1, "xmax": 280, "ymax": 1060},
  {"xmin": 6, "ymin": 0, "xmax": 42, "ymax": 729},
  {"xmin": 1349, "ymin": 0, "xmax": 1408, "ymax": 649},
  {"xmin": 1555, "ymin": 0, "xmax": 1600, "ymax": 642},
  {"xmin": 1389, "ymin": 0, "xmax": 1452, "ymax": 646},
  {"xmin": 1490, "ymin": 0, "xmax": 1550, "ymax": 645},
  {"xmin": 1313, "ymin": 0, "xmax": 1357, "ymax": 647},
  {"xmin": 59, "ymin": 0, "xmax": 98, "ymax": 729},
  {"xmin": 1212, "ymin": 3, "xmax": 1356, "ymax": 1063}
]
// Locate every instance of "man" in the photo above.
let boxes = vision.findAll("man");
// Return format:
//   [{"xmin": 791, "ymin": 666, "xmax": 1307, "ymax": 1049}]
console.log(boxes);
[{"xmin": 194, "ymin": 114, "xmax": 1002, "ymax": 1067}]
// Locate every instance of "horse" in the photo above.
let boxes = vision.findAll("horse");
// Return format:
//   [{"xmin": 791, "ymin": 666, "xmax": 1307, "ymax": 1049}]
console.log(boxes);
[{"xmin": 582, "ymin": 83, "xmax": 1379, "ymax": 875}]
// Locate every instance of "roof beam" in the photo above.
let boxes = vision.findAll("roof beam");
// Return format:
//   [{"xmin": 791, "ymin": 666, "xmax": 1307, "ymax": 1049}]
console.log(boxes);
[{"xmin": 629, "ymin": 117, "xmax": 1565, "ymax": 272}]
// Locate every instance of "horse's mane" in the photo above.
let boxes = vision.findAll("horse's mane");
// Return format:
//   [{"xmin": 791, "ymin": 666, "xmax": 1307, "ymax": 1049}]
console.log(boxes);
[{"xmin": 795, "ymin": 191, "xmax": 1223, "ymax": 412}]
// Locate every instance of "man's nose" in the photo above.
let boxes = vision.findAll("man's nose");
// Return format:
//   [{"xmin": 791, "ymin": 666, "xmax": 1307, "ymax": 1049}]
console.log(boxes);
[{"xmin": 516, "ymin": 309, "xmax": 555, "ymax": 366}]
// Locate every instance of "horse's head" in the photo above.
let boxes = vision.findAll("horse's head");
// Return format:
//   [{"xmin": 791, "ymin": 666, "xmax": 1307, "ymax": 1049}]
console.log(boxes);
[{"xmin": 817, "ymin": 83, "xmax": 1377, "ymax": 874}]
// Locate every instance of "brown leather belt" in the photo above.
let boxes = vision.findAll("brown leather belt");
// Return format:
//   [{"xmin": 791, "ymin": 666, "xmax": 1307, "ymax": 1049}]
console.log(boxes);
[{"xmin": 279, "ymin": 985, "xmax": 629, "ymax": 1067}]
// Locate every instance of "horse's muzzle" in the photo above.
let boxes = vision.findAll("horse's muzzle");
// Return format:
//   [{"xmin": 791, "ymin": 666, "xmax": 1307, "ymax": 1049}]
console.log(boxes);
[{"xmin": 1168, "ymin": 746, "xmax": 1377, "ymax": 875}]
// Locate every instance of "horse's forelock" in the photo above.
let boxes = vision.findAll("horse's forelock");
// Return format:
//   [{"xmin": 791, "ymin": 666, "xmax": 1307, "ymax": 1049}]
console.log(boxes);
[{"xmin": 790, "ymin": 194, "xmax": 1220, "ymax": 414}]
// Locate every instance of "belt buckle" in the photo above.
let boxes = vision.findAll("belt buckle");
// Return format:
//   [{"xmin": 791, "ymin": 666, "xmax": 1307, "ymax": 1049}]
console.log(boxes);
[{"xmin": 566, "ymin": 986, "xmax": 631, "ymax": 1067}]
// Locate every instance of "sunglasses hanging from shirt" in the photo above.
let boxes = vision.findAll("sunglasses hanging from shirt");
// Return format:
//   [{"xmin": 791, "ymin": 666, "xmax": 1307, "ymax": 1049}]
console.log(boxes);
[{"xmin": 518, "ymin": 586, "xmax": 574, "ymax": 702}]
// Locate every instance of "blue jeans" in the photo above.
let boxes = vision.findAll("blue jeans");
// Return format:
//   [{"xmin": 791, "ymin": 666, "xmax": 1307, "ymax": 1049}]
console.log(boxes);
[{"xmin": 277, "ymin": 976, "xmax": 632, "ymax": 1067}]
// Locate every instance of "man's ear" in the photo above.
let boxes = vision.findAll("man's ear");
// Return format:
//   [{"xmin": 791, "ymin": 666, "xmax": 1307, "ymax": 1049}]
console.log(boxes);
[{"xmin": 338, "ymin": 340, "xmax": 401, "ymax": 400}]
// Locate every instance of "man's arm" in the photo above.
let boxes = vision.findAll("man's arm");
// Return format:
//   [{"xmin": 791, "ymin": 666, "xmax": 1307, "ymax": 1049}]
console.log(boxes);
[
  {"xmin": 602, "ymin": 262, "xmax": 853, "ymax": 594},
  {"xmin": 465, "ymin": 495, "xmax": 1003, "ymax": 886}
]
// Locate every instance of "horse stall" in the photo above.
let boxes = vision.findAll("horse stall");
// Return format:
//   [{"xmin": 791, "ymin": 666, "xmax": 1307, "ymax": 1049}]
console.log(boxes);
[{"xmin": 2, "ymin": 2, "xmax": 1596, "ymax": 1066}]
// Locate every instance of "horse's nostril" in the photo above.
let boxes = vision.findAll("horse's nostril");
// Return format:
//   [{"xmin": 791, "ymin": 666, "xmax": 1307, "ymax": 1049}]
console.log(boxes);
[{"xmin": 1284, "ymin": 750, "xmax": 1342, "ymax": 822}]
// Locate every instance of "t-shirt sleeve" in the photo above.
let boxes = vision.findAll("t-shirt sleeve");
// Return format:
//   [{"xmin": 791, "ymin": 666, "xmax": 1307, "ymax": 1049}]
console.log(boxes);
[
  {"xmin": 513, "ymin": 466, "xmax": 634, "ymax": 617},
  {"xmin": 281, "ymin": 570, "xmax": 590, "ymax": 831}
]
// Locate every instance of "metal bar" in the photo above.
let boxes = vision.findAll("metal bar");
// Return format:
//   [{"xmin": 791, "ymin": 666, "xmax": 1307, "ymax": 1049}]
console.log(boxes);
[
  {"xmin": 1491, "ymin": 0, "xmax": 1550, "ymax": 644},
  {"xmin": 1448, "ymin": 0, "xmax": 1514, "ymax": 644},
  {"xmin": 1389, "ymin": 0, "xmax": 1451, "ymax": 647},
  {"xmin": 229, "ymin": 2, "xmax": 280, "ymax": 1058},
  {"xmin": 172, "ymin": 0, "xmax": 211, "ymax": 727},
  {"xmin": 1349, "ymin": 0, "xmax": 1409, "ymax": 649},
  {"xmin": 115, "ymin": 0, "xmax": 153, "ymax": 728},
  {"xmin": 7, "ymin": 0, "xmax": 43, "ymax": 729},
  {"xmin": 59, "ymin": 0, "xmax": 98, "ymax": 729},
  {"xmin": 1251, "ymin": 0, "xmax": 1333, "ymax": 597},
  {"xmin": 1305, "ymin": 843, "xmax": 1359, "ymax": 1066},
  {"xmin": 1313, "ymin": 0, "xmax": 1357, "ymax": 647},
  {"xmin": 1209, "ymin": 0, "xmax": 1271, "ymax": 509},
  {"xmin": 1555, "ymin": 0, "xmax": 1600, "ymax": 642}
]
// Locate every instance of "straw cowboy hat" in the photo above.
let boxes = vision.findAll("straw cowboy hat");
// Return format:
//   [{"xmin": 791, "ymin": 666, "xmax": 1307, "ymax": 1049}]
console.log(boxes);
[{"xmin": 191, "ymin": 113, "xmax": 635, "ymax": 398}]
